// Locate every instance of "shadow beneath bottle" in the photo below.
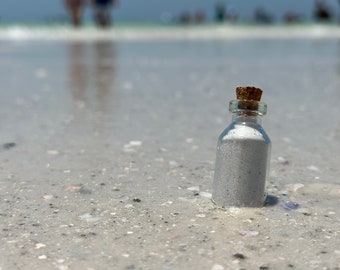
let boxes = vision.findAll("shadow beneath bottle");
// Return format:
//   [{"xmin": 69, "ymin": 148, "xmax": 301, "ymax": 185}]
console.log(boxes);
[{"xmin": 264, "ymin": 194, "xmax": 279, "ymax": 206}]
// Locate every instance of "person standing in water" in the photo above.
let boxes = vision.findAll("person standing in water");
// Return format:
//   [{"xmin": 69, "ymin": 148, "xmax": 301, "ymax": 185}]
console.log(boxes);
[
  {"xmin": 92, "ymin": 0, "xmax": 117, "ymax": 28},
  {"xmin": 64, "ymin": 0, "xmax": 85, "ymax": 27},
  {"xmin": 215, "ymin": 2, "xmax": 226, "ymax": 23}
]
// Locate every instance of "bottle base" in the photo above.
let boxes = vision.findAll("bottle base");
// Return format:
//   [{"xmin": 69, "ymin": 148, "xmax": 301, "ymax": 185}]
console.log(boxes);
[{"xmin": 211, "ymin": 197, "xmax": 266, "ymax": 208}]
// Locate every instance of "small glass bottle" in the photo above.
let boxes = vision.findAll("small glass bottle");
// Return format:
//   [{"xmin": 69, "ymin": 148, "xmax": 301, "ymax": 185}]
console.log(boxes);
[{"xmin": 212, "ymin": 86, "xmax": 271, "ymax": 207}]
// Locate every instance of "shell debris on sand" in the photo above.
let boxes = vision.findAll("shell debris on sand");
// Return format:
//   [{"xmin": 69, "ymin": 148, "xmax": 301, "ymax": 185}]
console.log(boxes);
[
  {"xmin": 66, "ymin": 184, "xmax": 92, "ymax": 194},
  {"xmin": 307, "ymin": 165, "xmax": 319, "ymax": 171},
  {"xmin": 35, "ymin": 243, "xmax": 46, "ymax": 250},
  {"xmin": 187, "ymin": 186, "xmax": 200, "ymax": 192},
  {"xmin": 283, "ymin": 201, "xmax": 299, "ymax": 210},
  {"xmin": 123, "ymin": 140, "xmax": 143, "ymax": 153},
  {"xmin": 199, "ymin": 191, "xmax": 212, "ymax": 199},
  {"xmin": 3, "ymin": 142, "xmax": 16, "ymax": 150},
  {"xmin": 286, "ymin": 183, "xmax": 305, "ymax": 193},
  {"xmin": 211, "ymin": 264, "xmax": 225, "ymax": 270},
  {"xmin": 79, "ymin": 213, "xmax": 101, "ymax": 223},
  {"xmin": 42, "ymin": 194, "xmax": 54, "ymax": 200},
  {"xmin": 66, "ymin": 184, "xmax": 83, "ymax": 191},
  {"xmin": 178, "ymin": 197, "xmax": 197, "ymax": 203},
  {"xmin": 186, "ymin": 186, "xmax": 212, "ymax": 199},
  {"xmin": 38, "ymin": 255, "xmax": 47, "ymax": 260},
  {"xmin": 47, "ymin": 150, "xmax": 59, "ymax": 155},
  {"xmin": 239, "ymin": 230, "xmax": 259, "ymax": 236},
  {"xmin": 233, "ymin": 253, "xmax": 246, "ymax": 260},
  {"xmin": 286, "ymin": 183, "xmax": 340, "ymax": 197}
]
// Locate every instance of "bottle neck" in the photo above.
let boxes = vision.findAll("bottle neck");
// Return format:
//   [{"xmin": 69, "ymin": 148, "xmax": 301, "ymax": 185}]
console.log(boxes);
[
  {"xmin": 229, "ymin": 100, "xmax": 267, "ymax": 126},
  {"xmin": 232, "ymin": 112, "xmax": 263, "ymax": 125}
]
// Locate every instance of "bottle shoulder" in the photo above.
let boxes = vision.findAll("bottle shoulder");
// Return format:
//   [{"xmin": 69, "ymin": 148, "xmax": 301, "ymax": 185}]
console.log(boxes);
[{"xmin": 218, "ymin": 122, "xmax": 270, "ymax": 143}]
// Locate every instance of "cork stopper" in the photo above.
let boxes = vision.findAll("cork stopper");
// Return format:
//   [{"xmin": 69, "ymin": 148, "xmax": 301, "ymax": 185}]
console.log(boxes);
[
  {"xmin": 236, "ymin": 86, "xmax": 262, "ymax": 101},
  {"xmin": 235, "ymin": 86, "xmax": 263, "ymax": 111}
]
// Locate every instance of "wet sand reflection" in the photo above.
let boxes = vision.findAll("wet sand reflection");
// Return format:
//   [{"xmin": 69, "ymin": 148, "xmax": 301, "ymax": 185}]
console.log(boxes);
[
  {"xmin": 67, "ymin": 40, "xmax": 116, "ymax": 113},
  {"xmin": 67, "ymin": 40, "xmax": 117, "ymax": 140}
]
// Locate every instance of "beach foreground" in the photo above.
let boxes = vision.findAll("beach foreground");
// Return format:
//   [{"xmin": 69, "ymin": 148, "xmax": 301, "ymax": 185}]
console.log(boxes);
[{"xmin": 0, "ymin": 29, "xmax": 339, "ymax": 269}]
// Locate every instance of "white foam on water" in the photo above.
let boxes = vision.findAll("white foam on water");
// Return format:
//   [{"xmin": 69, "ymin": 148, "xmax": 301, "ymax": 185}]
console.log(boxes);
[{"xmin": 1, "ymin": 24, "xmax": 340, "ymax": 41}]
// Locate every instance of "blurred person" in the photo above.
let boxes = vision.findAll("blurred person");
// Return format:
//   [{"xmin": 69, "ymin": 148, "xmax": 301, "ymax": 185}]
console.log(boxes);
[
  {"xmin": 64, "ymin": 0, "xmax": 85, "ymax": 27},
  {"xmin": 178, "ymin": 12, "xmax": 192, "ymax": 24},
  {"xmin": 92, "ymin": 0, "xmax": 117, "ymax": 28},
  {"xmin": 314, "ymin": 0, "xmax": 332, "ymax": 21},
  {"xmin": 226, "ymin": 6, "xmax": 238, "ymax": 22},
  {"xmin": 254, "ymin": 7, "xmax": 274, "ymax": 24},
  {"xmin": 283, "ymin": 11, "xmax": 301, "ymax": 23},
  {"xmin": 193, "ymin": 10, "xmax": 205, "ymax": 24},
  {"xmin": 215, "ymin": 2, "xmax": 226, "ymax": 23}
]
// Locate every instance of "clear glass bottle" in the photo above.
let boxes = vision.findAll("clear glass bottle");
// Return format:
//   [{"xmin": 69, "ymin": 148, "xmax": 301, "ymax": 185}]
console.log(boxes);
[{"xmin": 212, "ymin": 98, "xmax": 271, "ymax": 207}]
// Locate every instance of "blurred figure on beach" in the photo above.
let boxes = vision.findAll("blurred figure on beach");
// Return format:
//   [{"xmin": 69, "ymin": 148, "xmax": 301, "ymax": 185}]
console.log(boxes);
[
  {"xmin": 215, "ymin": 2, "xmax": 226, "ymax": 23},
  {"xmin": 283, "ymin": 11, "xmax": 301, "ymax": 24},
  {"xmin": 253, "ymin": 7, "xmax": 274, "ymax": 24},
  {"xmin": 314, "ymin": 0, "xmax": 332, "ymax": 21},
  {"xmin": 178, "ymin": 12, "xmax": 191, "ymax": 25},
  {"xmin": 177, "ymin": 10, "xmax": 205, "ymax": 25},
  {"xmin": 64, "ymin": 0, "xmax": 85, "ymax": 27},
  {"xmin": 92, "ymin": 0, "xmax": 117, "ymax": 28},
  {"xmin": 194, "ymin": 10, "xmax": 205, "ymax": 24},
  {"xmin": 214, "ymin": 3, "xmax": 238, "ymax": 23}
]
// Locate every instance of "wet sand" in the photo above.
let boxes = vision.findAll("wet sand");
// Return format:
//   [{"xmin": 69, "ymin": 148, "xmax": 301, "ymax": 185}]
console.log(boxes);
[{"xmin": 0, "ymin": 36, "xmax": 339, "ymax": 269}]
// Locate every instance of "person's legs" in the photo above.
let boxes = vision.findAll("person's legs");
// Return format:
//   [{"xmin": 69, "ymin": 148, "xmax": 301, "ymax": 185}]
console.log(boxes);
[
  {"xmin": 94, "ymin": 5, "xmax": 111, "ymax": 27},
  {"xmin": 66, "ymin": 0, "xmax": 83, "ymax": 27},
  {"xmin": 71, "ymin": 6, "xmax": 81, "ymax": 26}
]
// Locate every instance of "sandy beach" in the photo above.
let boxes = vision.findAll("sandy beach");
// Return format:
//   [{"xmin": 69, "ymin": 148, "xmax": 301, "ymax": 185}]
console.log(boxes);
[{"xmin": 0, "ymin": 26, "xmax": 339, "ymax": 269}]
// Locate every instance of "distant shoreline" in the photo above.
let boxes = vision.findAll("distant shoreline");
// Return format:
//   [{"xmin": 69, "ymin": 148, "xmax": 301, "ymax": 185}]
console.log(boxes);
[{"xmin": 1, "ymin": 23, "xmax": 340, "ymax": 41}]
